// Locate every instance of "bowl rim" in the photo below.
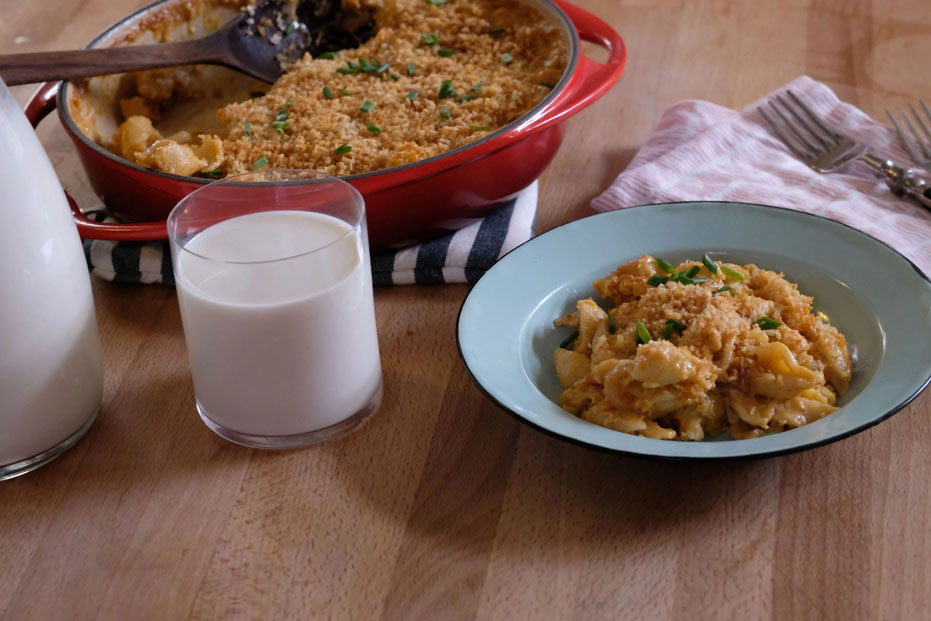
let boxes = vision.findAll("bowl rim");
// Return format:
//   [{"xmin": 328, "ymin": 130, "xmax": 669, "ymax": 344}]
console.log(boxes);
[
  {"xmin": 56, "ymin": 0, "xmax": 580, "ymax": 187},
  {"xmin": 456, "ymin": 200, "xmax": 931, "ymax": 461}
]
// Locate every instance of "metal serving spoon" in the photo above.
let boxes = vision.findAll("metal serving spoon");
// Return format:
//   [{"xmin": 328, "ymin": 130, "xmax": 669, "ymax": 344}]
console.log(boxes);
[{"xmin": 0, "ymin": 0, "xmax": 373, "ymax": 86}]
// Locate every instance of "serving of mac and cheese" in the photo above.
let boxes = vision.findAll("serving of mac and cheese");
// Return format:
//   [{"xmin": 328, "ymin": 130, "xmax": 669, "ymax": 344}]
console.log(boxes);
[{"xmin": 553, "ymin": 254, "xmax": 852, "ymax": 441}]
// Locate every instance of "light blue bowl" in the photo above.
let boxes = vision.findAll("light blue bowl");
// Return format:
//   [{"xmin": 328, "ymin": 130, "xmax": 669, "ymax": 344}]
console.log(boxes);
[{"xmin": 457, "ymin": 202, "xmax": 931, "ymax": 459}]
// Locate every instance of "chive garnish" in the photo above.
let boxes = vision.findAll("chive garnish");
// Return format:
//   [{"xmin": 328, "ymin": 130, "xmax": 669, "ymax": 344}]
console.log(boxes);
[
  {"xmin": 243, "ymin": 121, "xmax": 251, "ymax": 136},
  {"xmin": 721, "ymin": 265, "xmax": 746, "ymax": 281},
  {"xmin": 284, "ymin": 21, "xmax": 298, "ymax": 36},
  {"xmin": 339, "ymin": 88, "xmax": 352, "ymax": 96},
  {"xmin": 337, "ymin": 67, "xmax": 353, "ymax": 75},
  {"xmin": 646, "ymin": 274, "xmax": 668, "ymax": 287},
  {"xmin": 669, "ymin": 273, "xmax": 696, "ymax": 285},
  {"xmin": 663, "ymin": 318, "xmax": 686, "ymax": 340},
  {"xmin": 360, "ymin": 100, "xmax": 374, "ymax": 113},
  {"xmin": 558, "ymin": 329, "xmax": 579, "ymax": 350},
  {"xmin": 755, "ymin": 316, "xmax": 782, "ymax": 330},
  {"xmin": 484, "ymin": 28, "xmax": 505, "ymax": 34},
  {"xmin": 203, "ymin": 170, "xmax": 224, "ymax": 178},
  {"xmin": 421, "ymin": 33, "xmax": 441, "ymax": 46},
  {"xmin": 438, "ymin": 79, "xmax": 456, "ymax": 99},
  {"xmin": 501, "ymin": 53, "xmax": 514, "ymax": 65},
  {"xmin": 250, "ymin": 90, "xmax": 265, "ymax": 98},
  {"xmin": 655, "ymin": 257, "xmax": 675, "ymax": 274},
  {"xmin": 366, "ymin": 124, "xmax": 381, "ymax": 134},
  {"xmin": 684, "ymin": 265, "xmax": 701, "ymax": 279},
  {"xmin": 275, "ymin": 109, "xmax": 289, "ymax": 122},
  {"xmin": 469, "ymin": 124, "xmax": 491, "ymax": 131},
  {"xmin": 457, "ymin": 94, "xmax": 476, "ymax": 103},
  {"xmin": 701, "ymin": 254, "xmax": 718, "ymax": 274},
  {"xmin": 390, "ymin": 73, "xmax": 400, "ymax": 81},
  {"xmin": 333, "ymin": 144, "xmax": 352, "ymax": 155},
  {"xmin": 712, "ymin": 285, "xmax": 731, "ymax": 294},
  {"xmin": 271, "ymin": 120, "xmax": 289, "ymax": 134},
  {"xmin": 318, "ymin": 51, "xmax": 337, "ymax": 60},
  {"xmin": 541, "ymin": 82, "xmax": 555, "ymax": 89},
  {"xmin": 437, "ymin": 48, "xmax": 456, "ymax": 57},
  {"xmin": 635, "ymin": 320, "xmax": 652, "ymax": 345},
  {"xmin": 472, "ymin": 83, "xmax": 482, "ymax": 91},
  {"xmin": 608, "ymin": 314, "xmax": 616, "ymax": 334},
  {"xmin": 323, "ymin": 86, "xmax": 333, "ymax": 100},
  {"xmin": 439, "ymin": 104, "xmax": 451, "ymax": 120},
  {"xmin": 426, "ymin": 0, "xmax": 447, "ymax": 5},
  {"xmin": 252, "ymin": 154, "xmax": 269, "ymax": 170},
  {"xmin": 406, "ymin": 91, "xmax": 418, "ymax": 101},
  {"xmin": 407, "ymin": 62, "xmax": 416, "ymax": 76}
]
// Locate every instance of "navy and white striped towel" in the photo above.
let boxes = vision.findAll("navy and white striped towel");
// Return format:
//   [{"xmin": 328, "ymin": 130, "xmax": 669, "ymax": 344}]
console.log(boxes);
[{"xmin": 83, "ymin": 181, "xmax": 537, "ymax": 286}]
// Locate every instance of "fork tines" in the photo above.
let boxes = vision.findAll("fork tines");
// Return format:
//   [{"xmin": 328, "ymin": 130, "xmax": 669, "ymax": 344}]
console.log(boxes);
[
  {"xmin": 886, "ymin": 101, "xmax": 931, "ymax": 167},
  {"xmin": 760, "ymin": 90, "xmax": 842, "ymax": 160}
]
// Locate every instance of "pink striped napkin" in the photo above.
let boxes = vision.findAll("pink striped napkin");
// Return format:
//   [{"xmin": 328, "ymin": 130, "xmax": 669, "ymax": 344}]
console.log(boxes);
[{"xmin": 592, "ymin": 75, "xmax": 931, "ymax": 274}]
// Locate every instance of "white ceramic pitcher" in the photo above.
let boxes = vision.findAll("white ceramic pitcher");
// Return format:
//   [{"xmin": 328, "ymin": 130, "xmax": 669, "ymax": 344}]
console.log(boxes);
[{"xmin": 0, "ymin": 78, "xmax": 103, "ymax": 480}]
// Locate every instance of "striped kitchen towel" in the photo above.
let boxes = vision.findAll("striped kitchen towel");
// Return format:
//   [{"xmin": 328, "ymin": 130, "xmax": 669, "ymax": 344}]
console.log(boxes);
[{"xmin": 83, "ymin": 181, "xmax": 537, "ymax": 286}]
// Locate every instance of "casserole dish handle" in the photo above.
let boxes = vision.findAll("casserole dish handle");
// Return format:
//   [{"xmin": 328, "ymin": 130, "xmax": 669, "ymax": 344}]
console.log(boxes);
[
  {"xmin": 515, "ymin": 0, "xmax": 626, "ymax": 135},
  {"xmin": 25, "ymin": 82, "xmax": 167, "ymax": 241}
]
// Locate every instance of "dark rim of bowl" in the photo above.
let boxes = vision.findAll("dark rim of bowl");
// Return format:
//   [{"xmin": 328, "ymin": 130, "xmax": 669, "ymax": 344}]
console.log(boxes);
[
  {"xmin": 57, "ymin": 0, "xmax": 580, "ymax": 187},
  {"xmin": 455, "ymin": 201, "xmax": 931, "ymax": 462}
]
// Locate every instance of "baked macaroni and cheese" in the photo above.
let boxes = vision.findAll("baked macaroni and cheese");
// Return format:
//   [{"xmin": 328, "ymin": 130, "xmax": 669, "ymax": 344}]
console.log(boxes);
[
  {"xmin": 553, "ymin": 254, "xmax": 852, "ymax": 441},
  {"xmin": 106, "ymin": 0, "xmax": 568, "ymax": 178}
]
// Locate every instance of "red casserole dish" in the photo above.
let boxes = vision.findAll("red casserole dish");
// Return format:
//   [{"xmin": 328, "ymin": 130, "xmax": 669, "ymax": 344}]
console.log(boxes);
[{"xmin": 25, "ymin": 0, "xmax": 625, "ymax": 250}]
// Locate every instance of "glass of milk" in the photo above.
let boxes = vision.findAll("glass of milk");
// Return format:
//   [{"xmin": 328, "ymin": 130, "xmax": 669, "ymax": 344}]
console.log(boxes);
[{"xmin": 167, "ymin": 169, "xmax": 383, "ymax": 448}]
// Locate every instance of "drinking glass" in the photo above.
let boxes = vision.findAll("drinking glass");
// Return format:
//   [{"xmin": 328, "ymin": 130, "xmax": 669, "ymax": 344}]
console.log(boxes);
[{"xmin": 167, "ymin": 169, "xmax": 383, "ymax": 448}]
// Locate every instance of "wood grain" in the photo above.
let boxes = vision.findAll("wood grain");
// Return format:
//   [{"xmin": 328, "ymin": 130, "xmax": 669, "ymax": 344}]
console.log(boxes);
[{"xmin": 2, "ymin": 0, "xmax": 931, "ymax": 619}]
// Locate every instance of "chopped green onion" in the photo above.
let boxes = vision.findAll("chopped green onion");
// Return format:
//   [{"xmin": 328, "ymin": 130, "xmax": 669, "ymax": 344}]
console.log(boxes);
[
  {"xmin": 457, "ymin": 94, "xmax": 477, "ymax": 103},
  {"xmin": 541, "ymin": 82, "xmax": 555, "ymax": 89},
  {"xmin": 663, "ymin": 318, "xmax": 686, "ymax": 340},
  {"xmin": 437, "ymin": 48, "xmax": 456, "ymax": 57},
  {"xmin": 608, "ymin": 314, "xmax": 616, "ymax": 334},
  {"xmin": 712, "ymin": 285, "xmax": 731, "ymax": 294},
  {"xmin": 271, "ymin": 120, "xmax": 289, "ymax": 134},
  {"xmin": 755, "ymin": 316, "xmax": 782, "ymax": 330},
  {"xmin": 421, "ymin": 33, "xmax": 441, "ymax": 46},
  {"xmin": 438, "ymin": 79, "xmax": 456, "ymax": 99},
  {"xmin": 407, "ymin": 62, "xmax": 416, "ymax": 76},
  {"xmin": 333, "ymin": 144, "xmax": 352, "ymax": 155},
  {"xmin": 243, "ymin": 121, "xmax": 251, "ymax": 136},
  {"xmin": 701, "ymin": 253, "xmax": 718, "ymax": 274},
  {"xmin": 250, "ymin": 90, "xmax": 265, "ymax": 98},
  {"xmin": 339, "ymin": 87, "xmax": 352, "ymax": 96},
  {"xmin": 646, "ymin": 274, "xmax": 668, "ymax": 287},
  {"xmin": 426, "ymin": 0, "xmax": 447, "ymax": 5},
  {"xmin": 284, "ymin": 21, "xmax": 298, "ymax": 36},
  {"xmin": 635, "ymin": 320, "xmax": 652, "ymax": 345},
  {"xmin": 405, "ymin": 91, "xmax": 418, "ymax": 101},
  {"xmin": 275, "ymin": 108, "xmax": 289, "ymax": 122},
  {"xmin": 376, "ymin": 63, "xmax": 390, "ymax": 74},
  {"xmin": 501, "ymin": 53, "xmax": 514, "ymax": 65},
  {"xmin": 692, "ymin": 278, "xmax": 707, "ymax": 284},
  {"xmin": 252, "ymin": 154, "xmax": 269, "ymax": 170},
  {"xmin": 323, "ymin": 86, "xmax": 333, "ymax": 100},
  {"xmin": 472, "ymin": 83, "xmax": 483, "ymax": 91},
  {"xmin": 390, "ymin": 73, "xmax": 400, "ymax": 81},
  {"xmin": 669, "ymin": 273, "xmax": 696, "ymax": 285},
  {"xmin": 360, "ymin": 100, "xmax": 374, "ymax": 113},
  {"xmin": 439, "ymin": 104, "xmax": 451, "ymax": 120},
  {"xmin": 684, "ymin": 265, "xmax": 701, "ymax": 279},
  {"xmin": 318, "ymin": 51, "xmax": 337, "ymax": 60},
  {"xmin": 558, "ymin": 329, "xmax": 579, "ymax": 350},
  {"xmin": 203, "ymin": 169, "xmax": 224, "ymax": 178},
  {"xmin": 721, "ymin": 265, "xmax": 746, "ymax": 281},
  {"xmin": 337, "ymin": 67, "xmax": 354, "ymax": 75},
  {"xmin": 469, "ymin": 124, "xmax": 491, "ymax": 131},
  {"xmin": 366, "ymin": 124, "xmax": 382, "ymax": 135},
  {"xmin": 483, "ymin": 28, "xmax": 505, "ymax": 35},
  {"xmin": 655, "ymin": 257, "xmax": 676, "ymax": 274}
]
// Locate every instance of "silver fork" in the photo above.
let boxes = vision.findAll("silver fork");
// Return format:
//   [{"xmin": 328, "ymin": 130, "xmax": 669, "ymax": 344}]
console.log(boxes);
[
  {"xmin": 760, "ymin": 90, "xmax": 931, "ymax": 210},
  {"xmin": 886, "ymin": 102, "xmax": 931, "ymax": 170}
]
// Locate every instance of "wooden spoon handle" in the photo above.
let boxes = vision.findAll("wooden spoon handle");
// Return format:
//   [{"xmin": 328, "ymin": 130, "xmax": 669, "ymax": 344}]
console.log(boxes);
[{"xmin": 0, "ymin": 36, "xmax": 225, "ymax": 86}]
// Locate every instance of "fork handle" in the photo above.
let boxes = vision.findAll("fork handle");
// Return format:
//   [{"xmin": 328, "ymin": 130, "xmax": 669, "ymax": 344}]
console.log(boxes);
[{"xmin": 863, "ymin": 155, "xmax": 931, "ymax": 209}]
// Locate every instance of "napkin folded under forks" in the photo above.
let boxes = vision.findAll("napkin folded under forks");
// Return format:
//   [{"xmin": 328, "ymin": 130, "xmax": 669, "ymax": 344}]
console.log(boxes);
[
  {"xmin": 592, "ymin": 75, "xmax": 931, "ymax": 274},
  {"xmin": 83, "ymin": 181, "xmax": 537, "ymax": 286}
]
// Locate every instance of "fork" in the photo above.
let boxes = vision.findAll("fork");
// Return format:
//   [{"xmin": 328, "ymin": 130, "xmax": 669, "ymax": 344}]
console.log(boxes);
[
  {"xmin": 886, "ymin": 102, "xmax": 931, "ymax": 170},
  {"xmin": 760, "ymin": 90, "xmax": 931, "ymax": 209}
]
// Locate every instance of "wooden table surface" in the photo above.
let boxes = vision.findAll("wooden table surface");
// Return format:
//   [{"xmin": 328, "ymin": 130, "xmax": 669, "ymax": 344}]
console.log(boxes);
[{"xmin": 3, "ymin": 0, "xmax": 931, "ymax": 619}]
